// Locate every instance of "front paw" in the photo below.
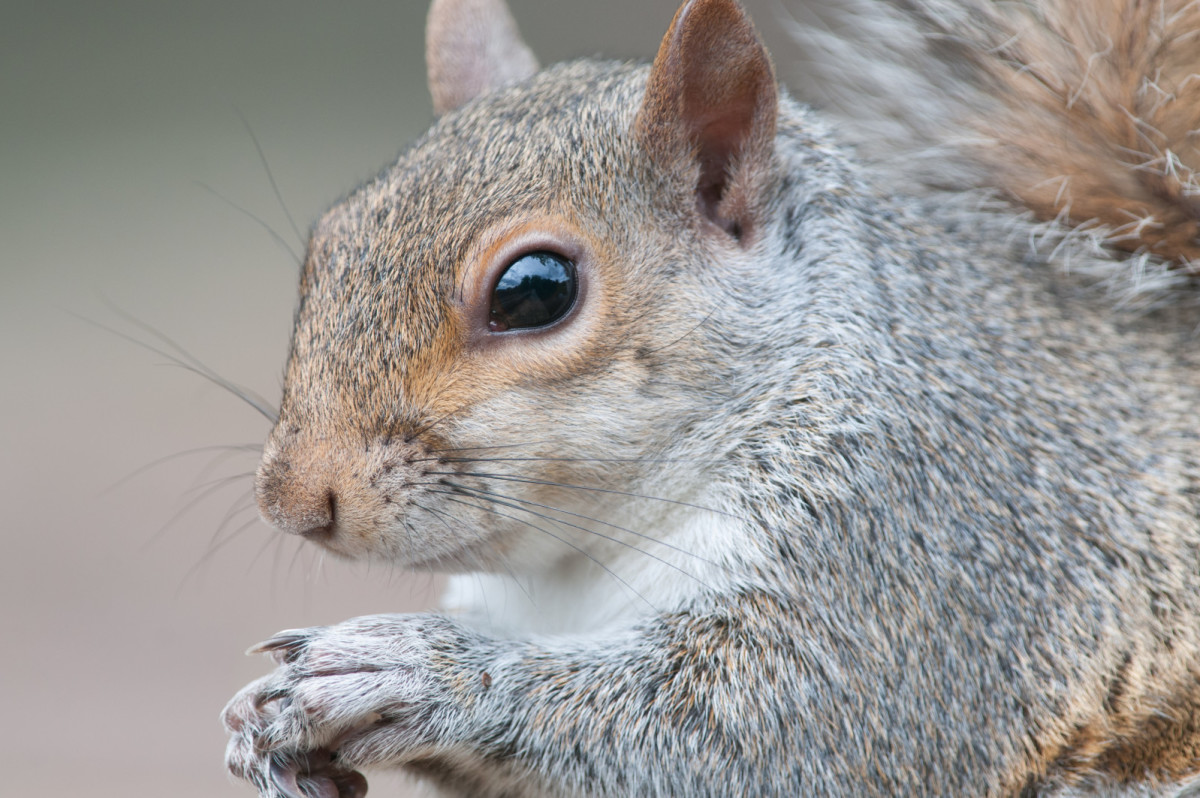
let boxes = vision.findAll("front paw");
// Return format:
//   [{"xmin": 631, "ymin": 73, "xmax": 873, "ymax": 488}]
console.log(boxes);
[
  {"xmin": 223, "ymin": 615, "xmax": 472, "ymax": 795},
  {"xmin": 223, "ymin": 672, "xmax": 370, "ymax": 798}
]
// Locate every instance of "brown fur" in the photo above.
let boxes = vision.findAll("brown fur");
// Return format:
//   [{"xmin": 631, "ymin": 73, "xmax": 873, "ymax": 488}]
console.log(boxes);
[
  {"xmin": 953, "ymin": 0, "xmax": 1200, "ymax": 269},
  {"xmin": 1024, "ymin": 672, "xmax": 1200, "ymax": 790},
  {"xmin": 785, "ymin": 0, "xmax": 1200, "ymax": 280}
]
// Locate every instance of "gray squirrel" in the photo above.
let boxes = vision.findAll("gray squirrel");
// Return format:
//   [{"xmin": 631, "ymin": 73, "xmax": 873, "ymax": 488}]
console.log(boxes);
[{"xmin": 221, "ymin": 0, "xmax": 1200, "ymax": 795}]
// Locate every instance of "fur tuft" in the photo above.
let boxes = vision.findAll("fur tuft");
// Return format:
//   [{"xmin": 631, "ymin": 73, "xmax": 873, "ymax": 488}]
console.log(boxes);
[{"xmin": 783, "ymin": 0, "xmax": 1200, "ymax": 291}]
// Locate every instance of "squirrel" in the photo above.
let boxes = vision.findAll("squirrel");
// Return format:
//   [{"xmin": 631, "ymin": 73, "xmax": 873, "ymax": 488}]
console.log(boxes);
[{"xmin": 221, "ymin": 0, "xmax": 1200, "ymax": 795}]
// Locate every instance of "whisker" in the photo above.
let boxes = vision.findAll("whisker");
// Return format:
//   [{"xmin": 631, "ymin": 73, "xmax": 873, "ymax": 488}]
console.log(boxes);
[
  {"xmin": 249, "ymin": 527, "xmax": 287, "ymax": 572},
  {"xmin": 189, "ymin": 456, "xmax": 260, "ymax": 493},
  {"xmin": 287, "ymin": 532, "xmax": 309, "ymax": 580},
  {"xmin": 234, "ymin": 106, "xmax": 306, "ymax": 249},
  {"xmin": 149, "ymin": 471, "xmax": 256, "ymax": 546},
  {"xmin": 442, "ymin": 481, "xmax": 725, "ymax": 571},
  {"xmin": 411, "ymin": 500, "xmax": 464, "ymax": 539},
  {"xmin": 428, "ymin": 455, "xmax": 722, "ymax": 465},
  {"xmin": 273, "ymin": 534, "xmax": 303, "ymax": 591},
  {"xmin": 426, "ymin": 441, "xmax": 550, "ymax": 454},
  {"xmin": 427, "ymin": 470, "xmax": 737, "ymax": 518},
  {"xmin": 413, "ymin": 501, "xmax": 534, "ymax": 603},
  {"xmin": 179, "ymin": 513, "xmax": 263, "ymax": 592},
  {"xmin": 434, "ymin": 485, "xmax": 711, "ymax": 589},
  {"xmin": 440, "ymin": 494, "xmax": 659, "ymax": 613},
  {"xmin": 201, "ymin": 491, "xmax": 260, "ymax": 560},
  {"xmin": 194, "ymin": 180, "xmax": 301, "ymax": 263},
  {"xmin": 406, "ymin": 407, "xmax": 463, "ymax": 442},
  {"xmin": 641, "ymin": 305, "xmax": 719, "ymax": 356},
  {"xmin": 309, "ymin": 545, "xmax": 328, "ymax": 586},
  {"xmin": 104, "ymin": 443, "xmax": 261, "ymax": 495},
  {"xmin": 495, "ymin": 559, "xmax": 533, "ymax": 603},
  {"xmin": 475, "ymin": 571, "xmax": 492, "ymax": 628},
  {"xmin": 417, "ymin": 504, "xmax": 490, "ymax": 577},
  {"xmin": 182, "ymin": 471, "xmax": 257, "ymax": 498},
  {"xmin": 82, "ymin": 304, "xmax": 278, "ymax": 423},
  {"xmin": 216, "ymin": 489, "xmax": 261, "ymax": 535}
]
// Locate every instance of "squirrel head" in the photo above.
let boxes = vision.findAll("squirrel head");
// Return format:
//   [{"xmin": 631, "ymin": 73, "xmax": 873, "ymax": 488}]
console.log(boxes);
[{"xmin": 255, "ymin": 0, "xmax": 780, "ymax": 568}]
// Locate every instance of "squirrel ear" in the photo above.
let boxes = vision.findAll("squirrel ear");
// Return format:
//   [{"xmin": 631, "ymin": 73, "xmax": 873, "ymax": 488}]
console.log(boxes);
[
  {"xmin": 634, "ymin": 0, "xmax": 777, "ymax": 240},
  {"xmin": 426, "ymin": 0, "xmax": 540, "ymax": 116}
]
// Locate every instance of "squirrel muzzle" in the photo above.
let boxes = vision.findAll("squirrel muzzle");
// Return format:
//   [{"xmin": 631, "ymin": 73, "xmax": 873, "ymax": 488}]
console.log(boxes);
[{"xmin": 255, "ymin": 431, "xmax": 432, "ymax": 560}]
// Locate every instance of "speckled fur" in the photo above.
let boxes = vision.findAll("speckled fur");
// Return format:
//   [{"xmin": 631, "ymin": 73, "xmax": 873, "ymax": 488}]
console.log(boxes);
[{"xmin": 224, "ymin": 1, "xmax": 1200, "ymax": 796}]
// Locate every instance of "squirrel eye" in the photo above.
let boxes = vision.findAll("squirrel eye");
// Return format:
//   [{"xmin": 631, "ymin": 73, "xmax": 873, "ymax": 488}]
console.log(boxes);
[{"xmin": 488, "ymin": 251, "xmax": 577, "ymax": 332}]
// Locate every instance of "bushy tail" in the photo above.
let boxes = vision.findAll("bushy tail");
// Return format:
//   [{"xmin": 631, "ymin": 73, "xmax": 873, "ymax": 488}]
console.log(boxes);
[{"xmin": 783, "ymin": 0, "xmax": 1200, "ymax": 290}]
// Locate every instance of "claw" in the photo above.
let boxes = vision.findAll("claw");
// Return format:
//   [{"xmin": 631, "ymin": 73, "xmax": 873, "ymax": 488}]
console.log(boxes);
[
  {"xmin": 299, "ymin": 774, "xmax": 340, "ymax": 798},
  {"xmin": 268, "ymin": 757, "xmax": 307, "ymax": 798},
  {"xmin": 332, "ymin": 770, "xmax": 369, "ymax": 798},
  {"xmin": 268, "ymin": 751, "xmax": 351, "ymax": 798},
  {"xmin": 249, "ymin": 630, "xmax": 311, "ymax": 663},
  {"xmin": 253, "ymin": 687, "xmax": 292, "ymax": 713}
]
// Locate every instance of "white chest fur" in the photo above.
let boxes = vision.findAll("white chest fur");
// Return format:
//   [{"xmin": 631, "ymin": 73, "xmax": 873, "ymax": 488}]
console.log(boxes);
[{"xmin": 442, "ymin": 504, "xmax": 752, "ymax": 637}]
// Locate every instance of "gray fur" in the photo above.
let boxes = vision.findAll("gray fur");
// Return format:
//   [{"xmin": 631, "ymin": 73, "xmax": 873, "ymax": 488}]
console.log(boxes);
[{"xmin": 223, "ymin": 1, "xmax": 1200, "ymax": 795}]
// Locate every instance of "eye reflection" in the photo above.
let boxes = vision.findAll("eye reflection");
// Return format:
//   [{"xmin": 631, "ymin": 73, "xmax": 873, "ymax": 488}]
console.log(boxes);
[{"xmin": 489, "ymin": 251, "xmax": 577, "ymax": 331}]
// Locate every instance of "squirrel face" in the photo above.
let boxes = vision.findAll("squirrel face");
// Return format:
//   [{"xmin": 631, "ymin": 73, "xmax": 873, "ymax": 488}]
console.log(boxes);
[
  {"xmin": 255, "ymin": 0, "xmax": 782, "ymax": 570},
  {"xmin": 256, "ymin": 67, "xmax": 699, "ymax": 567}
]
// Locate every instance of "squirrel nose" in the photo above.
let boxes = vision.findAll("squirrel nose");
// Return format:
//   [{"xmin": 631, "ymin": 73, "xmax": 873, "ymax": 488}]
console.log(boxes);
[
  {"xmin": 255, "ymin": 453, "xmax": 339, "ymax": 541},
  {"xmin": 292, "ymin": 492, "xmax": 337, "ymax": 542}
]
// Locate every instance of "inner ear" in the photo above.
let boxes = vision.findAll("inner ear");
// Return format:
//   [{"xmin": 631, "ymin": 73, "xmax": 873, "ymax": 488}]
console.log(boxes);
[
  {"xmin": 426, "ymin": 0, "xmax": 540, "ymax": 116},
  {"xmin": 693, "ymin": 103, "xmax": 761, "ymax": 237},
  {"xmin": 635, "ymin": 0, "xmax": 777, "ymax": 240}
]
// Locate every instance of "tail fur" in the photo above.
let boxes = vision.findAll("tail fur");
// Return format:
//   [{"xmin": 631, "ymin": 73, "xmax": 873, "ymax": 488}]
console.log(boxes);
[{"xmin": 782, "ymin": 0, "xmax": 1200, "ymax": 295}]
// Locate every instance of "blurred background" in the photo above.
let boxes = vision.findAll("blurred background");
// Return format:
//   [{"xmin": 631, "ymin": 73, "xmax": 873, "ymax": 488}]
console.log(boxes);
[{"xmin": 0, "ymin": 1, "xmax": 802, "ymax": 795}]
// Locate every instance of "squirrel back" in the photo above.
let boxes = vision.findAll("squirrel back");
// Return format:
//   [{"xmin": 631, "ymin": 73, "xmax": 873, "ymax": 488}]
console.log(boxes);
[{"xmin": 223, "ymin": 1, "xmax": 1200, "ymax": 796}]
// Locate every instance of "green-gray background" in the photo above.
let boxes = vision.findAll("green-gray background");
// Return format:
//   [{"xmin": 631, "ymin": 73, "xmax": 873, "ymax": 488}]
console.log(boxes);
[{"xmin": 1, "ymin": 1, "xmax": 804, "ymax": 794}]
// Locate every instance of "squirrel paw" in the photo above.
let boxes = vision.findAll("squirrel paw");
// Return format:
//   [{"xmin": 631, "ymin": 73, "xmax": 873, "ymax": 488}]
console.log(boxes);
[{"xmin": 223, "ymin": 615, "xmax": 467, "ymax": 796}]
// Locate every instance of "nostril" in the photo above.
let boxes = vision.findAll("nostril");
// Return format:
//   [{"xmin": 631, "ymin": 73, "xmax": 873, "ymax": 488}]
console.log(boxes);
[
  {"xmin": 296, "ymin": 491, "xmax": 338, "ymax": 541},
  {"xmin": 297, "ymin": 523, "xmax": 334, "ymax": 541}
]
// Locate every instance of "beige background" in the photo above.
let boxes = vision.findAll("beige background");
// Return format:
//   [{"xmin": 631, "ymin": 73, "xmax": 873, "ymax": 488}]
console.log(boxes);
[{"xmin": 1, "ymin": 1, "xmax": 800, "ymax": 795}]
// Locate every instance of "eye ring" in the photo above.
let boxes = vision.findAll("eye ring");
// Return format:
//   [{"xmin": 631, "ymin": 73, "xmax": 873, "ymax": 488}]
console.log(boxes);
[{"xmin": 488, "ymin": 251, "xmax": 578, "ymax": 332}]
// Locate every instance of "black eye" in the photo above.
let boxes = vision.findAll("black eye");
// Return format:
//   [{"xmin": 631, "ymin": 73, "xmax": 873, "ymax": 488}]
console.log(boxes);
[{"xmin": 489, "ymin": 251, "xmax": 578, "ymax": 332}]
